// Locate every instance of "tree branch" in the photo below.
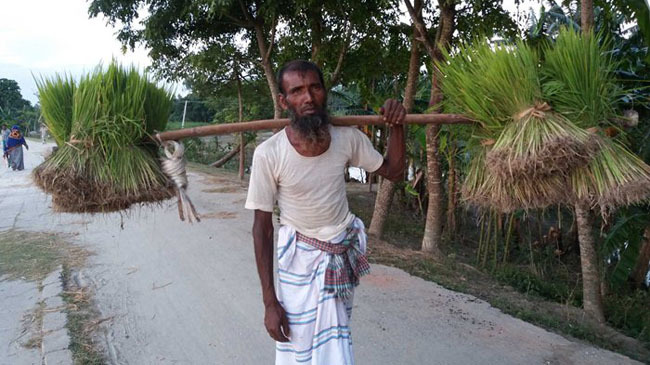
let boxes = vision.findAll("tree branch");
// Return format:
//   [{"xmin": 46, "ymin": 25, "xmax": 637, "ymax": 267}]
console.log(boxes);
[
  {"xmin": 239, "ymin": 0, "xmax": 253, "ymax": 23},
  {"xmin": 403, "ymin": 0, "xmax": 436, "ymax": 60},
  {"xmin": 223, "ymin": 13, "xmax": 250, "ymax": 28},
  {"xmin": 264, "ymin": 14, "xmax": 277, "ymax": 63},
  {"xmin": 327, "ymin": 24, "xmax": 352, "ymax": 90}
]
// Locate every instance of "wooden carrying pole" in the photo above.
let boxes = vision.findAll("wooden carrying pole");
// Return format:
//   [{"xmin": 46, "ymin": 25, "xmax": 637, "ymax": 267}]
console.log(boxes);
[{"xmin": 155, "ymin": 114, "xmax": 473, "ymax": 142}]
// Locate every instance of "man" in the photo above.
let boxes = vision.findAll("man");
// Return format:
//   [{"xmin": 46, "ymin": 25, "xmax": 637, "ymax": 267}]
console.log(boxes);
[
  {"xmin": 245, "ymin": 60, "xmax": 405, "ymax": 364},
  {"xmin": 40, "ymin": 123, "xmax": 48, "ymax": 144}
]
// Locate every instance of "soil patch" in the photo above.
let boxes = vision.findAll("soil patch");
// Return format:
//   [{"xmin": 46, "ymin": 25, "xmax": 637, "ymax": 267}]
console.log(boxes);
[
  {"xmin": 200, "ymin": 211, "xmax": 239, "ymax": 219},
  {"xmin": 202, "ymin": 186, "xmax": 242, "ymax": 194}
]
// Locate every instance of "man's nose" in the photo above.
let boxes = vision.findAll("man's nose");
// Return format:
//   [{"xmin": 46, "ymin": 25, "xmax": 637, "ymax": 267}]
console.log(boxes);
[{"xmin": 303, "ymin": 90, "xmax": 314, "ymax": 104}]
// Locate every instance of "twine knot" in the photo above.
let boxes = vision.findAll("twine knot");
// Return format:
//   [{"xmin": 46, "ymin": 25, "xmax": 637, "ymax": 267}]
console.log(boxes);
[
  {"xmin": 515, "ymin": 102, "xmax": 552, "ymax": 121},
  {"xmin": 160, "ymin": 140, "xmax": 200, "ymax": 223}
]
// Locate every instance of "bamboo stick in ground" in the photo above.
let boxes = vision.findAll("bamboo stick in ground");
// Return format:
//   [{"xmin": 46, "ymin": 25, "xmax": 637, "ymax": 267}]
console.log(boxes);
[{"xmin": 155, "ymin": 114, "xmax": 474, "ymax": 142}]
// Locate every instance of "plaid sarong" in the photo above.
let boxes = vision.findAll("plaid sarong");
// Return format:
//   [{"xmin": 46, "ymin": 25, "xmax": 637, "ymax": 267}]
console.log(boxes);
[{"xmin": 296, "ymin": 227, "xmax": 370, "ymax": 299}]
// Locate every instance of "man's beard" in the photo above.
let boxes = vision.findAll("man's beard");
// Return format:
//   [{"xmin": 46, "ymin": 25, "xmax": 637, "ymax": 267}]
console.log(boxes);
[{"xmin": 288, "ymin": 108, "xmax": 331, "ymax": 144}]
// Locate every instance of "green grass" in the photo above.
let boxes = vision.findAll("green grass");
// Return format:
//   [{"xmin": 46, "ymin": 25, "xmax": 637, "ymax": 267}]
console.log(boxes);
[
  {"xmin": 0, "ymin": 230, "xmax": 103, "ymax": 363},
  {"xmin": 61, "ymin": 266, "xmax": 105, "ymax": 365},
  {"xmin": 0, "ymin": 230, "xmax": 77, "ymax": 282}
]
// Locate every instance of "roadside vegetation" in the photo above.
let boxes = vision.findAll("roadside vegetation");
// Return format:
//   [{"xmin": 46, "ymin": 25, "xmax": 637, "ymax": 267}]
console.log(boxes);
[{"xmin": 0, "ymin": 230, "xmax": 103, "ymax": 364}]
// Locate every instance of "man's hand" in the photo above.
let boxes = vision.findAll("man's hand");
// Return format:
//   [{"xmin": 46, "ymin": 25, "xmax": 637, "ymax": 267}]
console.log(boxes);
[
  {"xmin": 380, "ymin": 99, "xmax": 406, "ymax": 127},
  {"xmin": 264, "ymin": 301, "xmax": 291, "ymax": 342}
]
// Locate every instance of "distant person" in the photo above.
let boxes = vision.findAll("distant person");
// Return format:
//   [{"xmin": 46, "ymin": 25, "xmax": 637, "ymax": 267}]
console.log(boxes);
[
  {"xmin": 1, "ymin": 125, "xmax": 8, "ymax": 152},
  {"xmin": 4, "ymin": 125, "xmax": 29, "ymax": 171},
  {"xmin": 246, "ymin": 60, "xmax": 405, "ymax": 364},
  {"xmin": 40, "ymin": 123, "xmax": 48, "ymax": 144}
]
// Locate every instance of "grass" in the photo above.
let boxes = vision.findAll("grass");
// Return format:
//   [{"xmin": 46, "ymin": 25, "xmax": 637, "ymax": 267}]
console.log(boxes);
[
  {"xmin": 0, "ymin": 229, "xmax": 104, "ymax": 364},
  {"xmin": 0, "ymin": 230, "xmax": 85, "ymax": 282},
  {"xmin": 23, "ymin": 300, "xmax": 46, "ymax": 349},
  {"xmin": 61, "ymin": 266, "xmax": 105, "ymax": 365}
]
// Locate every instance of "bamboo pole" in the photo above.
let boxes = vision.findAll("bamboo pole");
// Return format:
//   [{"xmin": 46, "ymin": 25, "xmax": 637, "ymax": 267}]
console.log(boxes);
[{"xmin": 155, "ymin": 114, "xmax": 473, "ymax": 142}]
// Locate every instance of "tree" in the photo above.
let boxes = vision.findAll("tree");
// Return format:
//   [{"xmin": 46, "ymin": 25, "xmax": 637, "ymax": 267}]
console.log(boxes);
[
  {"xmin": 403, "ymin": 0, "xmax": 457, "ymax": 256},
  {"xmin": 169, "ymin": 95, "xmax": 215, "ymax": 124},
  {"xmin": 369, "ymin": 0, "xmax": 423, "ymax": 238},
  {"xmin": 89, "ymin": 0, "xmax": 285, "ymax": 118},
  {"xmin": 0, "ymin": 78, "xmax": 33, "ymax": 126}
]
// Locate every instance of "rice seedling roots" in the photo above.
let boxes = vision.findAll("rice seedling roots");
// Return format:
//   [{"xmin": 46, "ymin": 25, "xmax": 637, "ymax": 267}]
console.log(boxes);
[
  {"xmin": 33, "ymin": 166, "xmax": 174, "ymax": 213},
  {"xmin": 486, "ymin": 135, "xmax": 600, "ymax": 181}
]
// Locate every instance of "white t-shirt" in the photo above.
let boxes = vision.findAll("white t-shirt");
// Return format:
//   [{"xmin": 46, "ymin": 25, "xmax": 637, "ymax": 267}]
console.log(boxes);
[{"xmin": 245, "ymin": 126, "xmax": 384, "ymax": 241}]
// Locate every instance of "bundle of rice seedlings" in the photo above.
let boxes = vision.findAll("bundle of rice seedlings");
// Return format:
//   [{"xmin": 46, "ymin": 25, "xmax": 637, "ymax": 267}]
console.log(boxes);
[
  {"xmin": 33, "ymin": 62, "xmax": 174, "ymax": 213},
  {"xmin": 542, "ymin": 28, "xmax": 620, "ymax": 128},
  {"xmin": 542, "ymin": 28, "xmax": 650, "ymax": 216},
  {"xmin": 439, "ymin": 40, "xmax": 598, "ymax": 183},
  {"xmin": 36, "ymin": 73, "xmax": 75, "ymax": 145},
  {"xmin": 486, "ymin": 106, "xmax": 599, "ymax": 181},
  {"xmin": 570, "ymin": 136, "xmax": 650, "ymax": 216},
  {"xmin": 440, "ymin": 39, "xmax": 599, "ymax": 213},
  {"xmin": 462, "ymin": 147, "xmax": 567, "ymax": 213}
]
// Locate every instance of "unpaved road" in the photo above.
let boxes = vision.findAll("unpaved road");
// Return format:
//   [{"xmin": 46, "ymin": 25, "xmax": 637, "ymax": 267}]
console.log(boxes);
[{"xmin": 0, "ymin": 142, "xmax": 642, "ymax": 365}]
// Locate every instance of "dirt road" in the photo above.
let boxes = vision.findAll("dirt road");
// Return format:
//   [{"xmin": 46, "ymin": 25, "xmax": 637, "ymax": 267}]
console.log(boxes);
[{"xmin": 0, "ymin": 142, "xmax": 642, "ymax": 364}]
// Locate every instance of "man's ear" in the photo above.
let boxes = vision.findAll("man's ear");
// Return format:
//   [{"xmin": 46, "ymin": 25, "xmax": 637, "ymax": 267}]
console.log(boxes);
[{"xmin": 278, "ymin": 93, "xmax": 288, "ymax": 111}]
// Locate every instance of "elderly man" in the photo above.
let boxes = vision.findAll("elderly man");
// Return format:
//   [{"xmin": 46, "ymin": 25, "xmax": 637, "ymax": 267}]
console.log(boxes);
[{"xmin": 245, "ymin": 60, "xmax": 405, "ymax": 364}]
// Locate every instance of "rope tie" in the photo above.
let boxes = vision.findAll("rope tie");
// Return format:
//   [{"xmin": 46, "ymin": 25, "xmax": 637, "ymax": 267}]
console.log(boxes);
[
  {"xmin": 515, "ymin": 102, "xmax": 552, "ymax": 121},
  {"xmin": 160, "ymin": 140, "xmax": 200, "ymax": 223}
]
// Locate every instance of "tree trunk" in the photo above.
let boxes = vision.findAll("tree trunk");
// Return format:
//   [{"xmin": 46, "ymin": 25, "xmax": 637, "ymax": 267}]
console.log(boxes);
[
  {"xmin": 310, "ymin": 8, "xmax": 323, "ymax": 66},
  {"xmin": 574, "ymin": 202, "xmax": 605, "ymax": 323},
  {"xmin": 632, "ymin": 225, "xmax": 650, "ymax": 288},
  {"xmin": 421, "ymin": 1, "xmax": 455, "ymax": 255},
  {"xmin": 210, "ymin": 144, "xmax": 243, "ymax": 168},
  {"xmin": 369, "ymin": 12, "xmax": 421, "ymax": 238},
  {"xmin": 239, "ymin": 133, "xmax": 245, "ymax": 180},
  {"xmin": 237, "ymin": 77, "xmax": 245, "ymax": 180},
  {"xmin": 254, "ymin": 23, "xmax": 282, "ymax": 119},
  {"xmin": 446, "ymin": 146, "xmax": 457, "ymax": 238},
  {"xmin": 581, "ymin": 0, "xmax": 594, "ymax": 32}
]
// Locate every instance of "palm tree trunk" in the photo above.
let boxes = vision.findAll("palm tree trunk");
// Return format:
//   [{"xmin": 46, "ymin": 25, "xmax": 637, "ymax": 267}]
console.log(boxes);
[
  {"xmin": 421, "ymin": 1, "xmax": 455, "ymax": 255},
  {"xmin": 574, "ymin": 202, "xmax": 605, "ymax": 323},
  {"xmin": 369, "ymin": 12, "xmax": 421, "ymax": 238},
  {"xmin": 633, "ymin": 225, "xmax": 650, "ymax": 288},
  {"xmin": 446, "ymin": 148, "xmax": 457, "ymax": 238},
  {"xmin": 581, "ymin": 0, "xmax": 594, "ymax": 32}
]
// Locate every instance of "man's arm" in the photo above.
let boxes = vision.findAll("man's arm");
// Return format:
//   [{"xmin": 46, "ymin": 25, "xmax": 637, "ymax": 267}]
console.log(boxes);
[
  {"xmin": 252, "ymin": 209, "xmax": 290, "ymax": 342},
  {"xmin": 373, "ymin": 99, "xmax": 406, "ymax": 182}
]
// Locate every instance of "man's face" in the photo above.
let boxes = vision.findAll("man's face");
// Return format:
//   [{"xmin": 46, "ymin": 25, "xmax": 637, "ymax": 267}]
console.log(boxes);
[
  {"xmin": 279, "ymin": 70, "xmax": 329, "ymax": 142},
  {"xmin": 279, "ymin": 70, "xmax": 326, "ymax": 117}
]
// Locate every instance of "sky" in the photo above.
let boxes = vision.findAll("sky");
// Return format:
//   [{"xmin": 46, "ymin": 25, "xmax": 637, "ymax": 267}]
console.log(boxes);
[
  {"xmin": 1, "ymin": 0, "xmax": 534, "ymax": 106},
  {"xmin": 0, "ymin": 0, "xmax": 153, "ymax": 105}
]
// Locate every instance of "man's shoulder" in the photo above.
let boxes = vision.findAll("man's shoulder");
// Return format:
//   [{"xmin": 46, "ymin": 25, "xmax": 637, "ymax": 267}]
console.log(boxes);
[
  {"xmin": 253, "ymin": 129, "xmax": 286, "ymax": 158},
  {"xmin": 331, "ymin": 125, "xmax": 367, "ymax": 142}
]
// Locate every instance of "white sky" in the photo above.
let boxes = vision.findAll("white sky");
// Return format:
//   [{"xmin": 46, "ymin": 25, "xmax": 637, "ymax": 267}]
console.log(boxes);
[
  {"xmin": 1, "ymin": 0, "xmax": 535, "ymax": 106},
  {"xmin": 0, "ymin": 0, "xmax": 154, "ymax": 105}
]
